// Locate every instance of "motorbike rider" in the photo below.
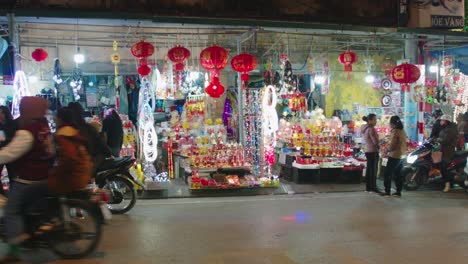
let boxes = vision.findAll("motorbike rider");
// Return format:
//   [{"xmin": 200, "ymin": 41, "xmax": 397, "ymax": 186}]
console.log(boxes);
[
  {"xmin": 0, "ymin": 97, "xmax": 54, "ymax": 263},
  {"xmin": 437, "ymin": 114, "xmax": 458, "ymax": 192},
  {"xmin": 68, "ymin": 102, "xmax": 112, "ymax": 172},
  {"xmin": 430, "ymin": 109, "xmax": 444, "ymax": 139}
]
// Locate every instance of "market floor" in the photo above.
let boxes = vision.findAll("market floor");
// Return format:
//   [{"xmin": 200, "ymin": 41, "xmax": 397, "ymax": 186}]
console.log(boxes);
[{"xmin": 2, "ymin": 191, "xmax": 468, "ymax": 264}]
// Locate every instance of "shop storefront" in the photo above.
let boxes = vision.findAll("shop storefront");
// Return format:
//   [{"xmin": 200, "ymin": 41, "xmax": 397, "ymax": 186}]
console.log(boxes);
[{"xmin": 1, "ymin": 2, "xmax": 468, "ymax": 196}]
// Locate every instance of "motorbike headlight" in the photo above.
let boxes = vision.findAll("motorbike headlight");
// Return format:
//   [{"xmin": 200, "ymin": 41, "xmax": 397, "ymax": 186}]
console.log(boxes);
[{"xmin": 407, "ymin": 155, "xmax": 417, "ymax": 164}]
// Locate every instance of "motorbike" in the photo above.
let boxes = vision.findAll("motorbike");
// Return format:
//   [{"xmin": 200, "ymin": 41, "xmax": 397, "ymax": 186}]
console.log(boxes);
[
  {"xmin": 403, "ymin": 139, "xmax": 468, "ymax": 191},
  {"xmin": 95, "ymin": 156, "xmax": 144, "ymax": 214},
  {"xmin": 0, "ymin": 188, "xmax": 109, "ymax": 259}
]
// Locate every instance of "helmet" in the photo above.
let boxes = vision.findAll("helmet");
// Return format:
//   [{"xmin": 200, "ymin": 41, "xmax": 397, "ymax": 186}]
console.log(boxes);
[
  {"xmin": 434, "ymin": 109, "xmax": 443, "ymax": 118},
  {"xmin": 440, "ymin": 114, "xmax": 452, "ymax": 122}
]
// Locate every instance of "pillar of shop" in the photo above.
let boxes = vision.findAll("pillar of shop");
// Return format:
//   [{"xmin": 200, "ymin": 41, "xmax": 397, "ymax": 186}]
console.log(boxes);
[{"xmin": 404, "ymin": 34, "xmax": 419, "ymax": 142}]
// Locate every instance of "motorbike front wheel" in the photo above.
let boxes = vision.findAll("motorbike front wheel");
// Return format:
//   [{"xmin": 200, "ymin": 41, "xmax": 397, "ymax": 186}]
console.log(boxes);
[
  {"xmin": 101, "ymin": 176, "xmax": 137, "ymax": 214},
  {"xmin": 403, "ymin": 169, "xmax": 424, "ymax": 191},
  {"xmin": 49, "ymin": 200, "xmax": 102, "ymax": 259}
]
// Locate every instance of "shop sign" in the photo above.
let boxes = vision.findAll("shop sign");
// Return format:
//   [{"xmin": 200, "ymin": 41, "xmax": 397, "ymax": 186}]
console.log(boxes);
[
  {"xmin": 431, "ymin": 15, "xmax": 464, "ymax": 28},
  {"xmin": 407, "ymin": 0, "xmax": 465, "ymax": 29}
]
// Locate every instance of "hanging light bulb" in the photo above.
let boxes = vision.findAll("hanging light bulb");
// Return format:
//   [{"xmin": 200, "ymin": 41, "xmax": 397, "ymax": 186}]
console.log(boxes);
[
  {"xmin": 314, "ymin": 74, "xmax": 325, "ymax": 85},
  {"xmin": 365, "ymin": 73, "xmax": 375, "ymax": 83},
  {"xmin": 73, "ymin": 47, "xmax": 85, "ymax": 64}
]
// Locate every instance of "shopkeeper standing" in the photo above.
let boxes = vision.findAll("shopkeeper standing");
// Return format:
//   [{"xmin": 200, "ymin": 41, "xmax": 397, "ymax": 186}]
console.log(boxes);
[
  {"xmin": 102, "ymin": 109, "xmax": 124, "ymax": 157},
  {"xmin": 361, "ymin": 114, "xmax": 380, "ymax": 193}
]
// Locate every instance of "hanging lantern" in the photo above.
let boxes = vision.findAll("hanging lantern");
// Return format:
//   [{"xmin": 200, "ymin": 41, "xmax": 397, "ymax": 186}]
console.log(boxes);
[
  {"xmin": 205, "ymin": 76, "xmax": 225, "ymax": 98},
  {"xmin": 200, "ymin": 45, "xmax": 229, "ymax": 73},
  {"xmin": 31, "ymin": 48, "xmax": 48, "ymax": 62},
  {"xmin": 168, "ymin": 45, "xmax": 191, "ymax": 72},
  {"xmin": 131, "ymin": 41, "xmax": 155, "ymax": 58},
  {"xmin": 138, "ymin": 65, "xmax": 151, "ymax": 77},
  {"xmin": 200, "ymin": 45, "xmax": 229, "ymax": 98},
  {"xmin": 231, "ymin": 53, "xmax": 258, "ymax": 89},
  {"xmin": 391, "ymin": 63, "xmax": 421, "ymax": 93},
  {"xmin": 338, "ymin": 50, "xmax": 357, "ymax": 79},
  {"xmin": 381, "ymin": 58, "xmax": 396, "ymax": 76}
]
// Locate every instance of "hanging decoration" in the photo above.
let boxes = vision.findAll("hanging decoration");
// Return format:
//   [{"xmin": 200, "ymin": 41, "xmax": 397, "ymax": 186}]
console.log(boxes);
[
  {"xmin": 381, "ymin": 57, "xmax": 396, "ymax": 76},
  {"xmin": 52, "ymin": 58, "xmax": 63, "ymax": 84},
  {"xmin": 111, "ymin": 40, "xmax": 121, "ymax": 110},
  {"xmin": 200, "ymin": 45, "xmax": 229, "ymax": 98},
  {"xmin": 168, "ymin": 45, "xmax": 191, "ymax": 94},
  {"xmin": 262, "ymin": 85, "xmax": 278, "ymax": 174},
  {"xmin": 31, "ymin": 48, "xmax": 48, "ymax": 62},
  {"xmin": 131, "ymin": 40, "xmax": 155, "ymax": 58},
  {"xmin": 138, "ymin": 65, "xmax": 151, "ymax": 77},
  {"xmin": 338, "ymin": 50, "xmax": 357, "ymax": 80},
  {"xmin": 131, "ymin": 40, "xmax": 154, "ymax": 77},
  {"xmin": 167, "ymin": 45, "xmax": 190, "ymax": 71},
  {"xmin": 231, "ymin": 53, "xmax": 258, "ymax": 89},
  {"xmin": 391, "ymin": 63, "xmax": 421, "ymax": 93},
  {"xmin": 244, "ymin": 88, "xmax": 263, "ymax": 176},
  {"xmin": 11, "ymin": 71, "xmax": 30, "ymax": 119},
  {"xmin": 70, "ymin": 68, "xmax": 83, "ymax": 101}
]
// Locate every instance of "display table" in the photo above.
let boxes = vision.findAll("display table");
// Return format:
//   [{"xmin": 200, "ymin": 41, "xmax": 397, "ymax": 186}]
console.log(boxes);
[{"xmin": 291, "ymin": 162, "xmax": 362, "ymax": 184}]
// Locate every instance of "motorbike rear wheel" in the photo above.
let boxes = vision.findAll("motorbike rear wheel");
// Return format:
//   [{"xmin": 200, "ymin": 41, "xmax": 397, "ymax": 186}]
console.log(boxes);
[
  {"xmin": 49, "ymin": 200, "xmax": 102, "ymax": 259},
  {"xmin": 403, "ymin": 169, "xmax": 424, "ymax": 191},
  {"xmin": 101, "ymin": 176, "xmax": 137, "ymax": 214}
]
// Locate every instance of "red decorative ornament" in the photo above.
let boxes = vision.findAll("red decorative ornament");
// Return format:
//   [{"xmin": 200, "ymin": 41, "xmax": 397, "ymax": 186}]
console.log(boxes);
[
  {"xmin": 205, "ymin": 76, "xmax": 225, "ymax": 98},
  {"xmin": 231, "ymin": 53, "xmax": 258, "ymax": 89},
  {"xmin": 200, "ymin": 45, "xmax": 229, "ymax": 98},
  {"xmin": 138, "ymin": 65, "xmax": 151, "ymax": 77},
  {"xmin": 31, "ymin": 48, "xmax": 48, "ymax": 62},
  {"xmin": 168, "ymin": 45, "xmax": 191, "ymax": 72},
  {"xmin": 338, "ymin": 50, "xmax": 357, "ymax": 79},
  {"xmin": 200, "ymin": 45, "xmax": 229, "ymax": 73},
  {"xmin": 391, "ymin": 63, "xmax": 421, "ymax": 93},
  {"xmin": 381, "ymin": 58, "xmax": 396, "ymax": 76},
  {"xmin": 131, "ymin": 41, "xmax": 155, "ymax": 58}
]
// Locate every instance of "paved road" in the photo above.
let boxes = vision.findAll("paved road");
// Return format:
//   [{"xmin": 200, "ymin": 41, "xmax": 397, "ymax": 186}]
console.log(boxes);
[{"xmin": 3, "ymin": 191, "xmax": 468, "ymax": 264}]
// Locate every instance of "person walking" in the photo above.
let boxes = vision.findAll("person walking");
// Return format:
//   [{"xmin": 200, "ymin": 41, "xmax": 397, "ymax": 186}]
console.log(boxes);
[
  {"xmin": 102, "ymin": 108, "xmax": 124, "ymax": 157},
  {"xmin": 437, "ymin": 114, "xmax": 458, "ymax": 192},
  {"xmin": 361, "ymin": 113, "xmax": 380, "ymax": 193},
  {"xmin": 0, "ymin": 105, "xmax": 17, "ymax": 189},
  {"xmin": 381, "ymin": 116, "xmax": 407, "ymax": 197}
]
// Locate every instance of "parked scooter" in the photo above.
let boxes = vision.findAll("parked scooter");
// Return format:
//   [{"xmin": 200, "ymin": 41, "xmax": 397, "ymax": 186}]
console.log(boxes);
[
  {"xmin": 95, "ymin": 156, "xmax": 144, "ymax": 214},
  {"xmin": 0, "ymin": 188, "xmax": 108, "ymax": 259},
  {"xmin": 403, "ymin": 139, "xmax": 468, "ymax": 190}
]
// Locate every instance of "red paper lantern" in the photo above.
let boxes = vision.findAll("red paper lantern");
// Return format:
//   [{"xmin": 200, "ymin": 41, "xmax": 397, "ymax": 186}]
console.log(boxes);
[
  {"xmin": 391, "ymin": 63, "xmax": 421, "ymax": 92},
  {"xmin": 168, "ymin": 45, "xmax": 191, "ymax": 72},
  {"xmin": 138, "ymin": 65, "xmax": 151, "ymax": 76},
  {"xmin": 231, "ymin": 53, "xmax": 258, "ymax": 89},
  {"xmin": 205, "ymin": 76, "xmax": 225, "ymax": 98},
  {"xmin": 31, "ymin": 48, "xmax": 48, "ymax": 62},
  {"xmin": 200, "ymin": 45, "xmax": 229, "ymax": 73},
  {"xmin": 131, "ymin": 41, "xmax": 154, "ymax": 58},
  {"xmin": 338, "ymin": 50, "xmax": 357, "ymax": 79}
]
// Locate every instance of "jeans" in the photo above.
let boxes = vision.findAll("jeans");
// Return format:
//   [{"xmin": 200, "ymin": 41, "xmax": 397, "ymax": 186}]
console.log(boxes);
[
  {"xmin": 4, "ymin": 181, "xmax": 48, "ymax": 244},
  {"xmin": 383, "ymin": 157, "xmax": 404, "ymax": 193},
  {"xmin": 365, "ymin": 152, "xmax": 379, "ymax": 192},
  {"xmin": 440, "ymin": 160, "xmax": 453, "ymax": 184}
]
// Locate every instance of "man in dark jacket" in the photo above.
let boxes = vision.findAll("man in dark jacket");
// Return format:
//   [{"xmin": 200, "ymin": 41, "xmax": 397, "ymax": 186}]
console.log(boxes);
[{"xmin": 437, "ymin": 114, "xmax": 458, "ymax": 192}]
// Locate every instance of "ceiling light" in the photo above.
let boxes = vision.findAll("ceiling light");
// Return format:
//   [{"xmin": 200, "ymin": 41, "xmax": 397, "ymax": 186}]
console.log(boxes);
[{"xmin": 73, "ymin": 47, "xmax": 85, "ymax": 64}]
